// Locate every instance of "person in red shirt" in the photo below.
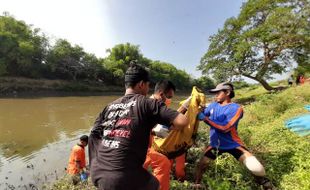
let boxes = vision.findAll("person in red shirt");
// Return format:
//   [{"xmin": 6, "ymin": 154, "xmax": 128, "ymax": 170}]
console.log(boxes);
[
  {"xmin": 296, "ymin": 74, "xmax": 306, "ymax": 85},
  {"xmin": 299, "ymin": 75, "xmax": 305, "ymax": 84},
  {"xmin": 67, "ymin": 135, "xmax": 88, "ymax": 185}
]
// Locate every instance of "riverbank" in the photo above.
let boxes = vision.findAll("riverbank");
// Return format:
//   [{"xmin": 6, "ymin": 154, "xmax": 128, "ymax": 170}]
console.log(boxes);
[
  {"xmin": 0, "ymin": 77, "xmax": 124, "ymax": 96},
  {"xmin": 0, "ymin": 77, "xmax": 193, "ymax": 97},
  {"xmin": 50, "ymin": 84, "xmax": 310, "ymax": 190},
  {"xmin": 0, "ymin": 77, "xmax": 191, "ymax": 98}
]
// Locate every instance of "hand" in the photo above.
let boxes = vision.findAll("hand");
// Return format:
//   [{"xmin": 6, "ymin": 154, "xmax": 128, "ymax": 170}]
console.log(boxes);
[
  {"xmin": 197, "ymin": 112, "xmax": 206, "ymax": 121},
  {"xmin": 181, "ymin": 96, "xmax": 192, "ymax": 110},
  {"xmin": 152, "ymin": 124, "xmax": 170, "ymax": 138}
]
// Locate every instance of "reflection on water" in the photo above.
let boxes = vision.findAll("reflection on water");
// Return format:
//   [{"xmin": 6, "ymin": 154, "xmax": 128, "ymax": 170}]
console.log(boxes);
[
  {"xmin": 0, "ymin": 96, "xmax": 119, "ymax": 158},
  {"xmin": 0, "ymin": 94, "xmax": 187, "ymax": 189},
  {"xmin": 0, "ymin": 135, "xmax": 79, "ymax": 189}
]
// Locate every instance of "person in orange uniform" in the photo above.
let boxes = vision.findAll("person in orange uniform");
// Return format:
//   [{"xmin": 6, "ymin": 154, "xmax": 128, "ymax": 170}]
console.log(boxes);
[
  {"xmin": 144, "ymin": 80, "xmax": 190, "ymax": 190},
  {"xmin": 67, "ymin": 135, "xmax": 88, "ymax": 185},
  {"xmin": 170, "ymin": 153, "xmax": 186, "ymax": 181}
]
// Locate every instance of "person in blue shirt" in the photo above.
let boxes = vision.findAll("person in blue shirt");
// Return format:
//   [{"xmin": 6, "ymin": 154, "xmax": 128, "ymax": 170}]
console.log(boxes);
[{"xmin": 195, "ymin": 82, "xmax": 275, "ymax": 190}]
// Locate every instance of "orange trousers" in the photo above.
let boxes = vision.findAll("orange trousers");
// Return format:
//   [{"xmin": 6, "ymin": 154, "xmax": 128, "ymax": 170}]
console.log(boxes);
[
  {"xmin": 144, "ymin": 148, "xmax": 185, "ymax": 190},
  {"xmin": 171, "ymin": 153, "xmax": 186, "ymax": 181}
]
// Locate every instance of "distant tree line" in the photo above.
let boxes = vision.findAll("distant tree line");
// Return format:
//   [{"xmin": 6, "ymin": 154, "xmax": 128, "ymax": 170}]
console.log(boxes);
[{"xmin": 0, "ymin": 12, "xmax": 214, "ymax": 90}]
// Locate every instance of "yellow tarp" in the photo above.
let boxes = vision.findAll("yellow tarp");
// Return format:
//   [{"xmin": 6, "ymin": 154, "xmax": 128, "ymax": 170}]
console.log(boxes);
[{"xmin": 153, "ymin": 86, "xmax": 206, "ymax": 159}]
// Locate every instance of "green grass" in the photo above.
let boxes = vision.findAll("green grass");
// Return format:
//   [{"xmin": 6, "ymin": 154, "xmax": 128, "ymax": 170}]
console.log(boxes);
[
  {"xmin": 171, "ymin": 84, "xmax": 310, "ymax": 190},
  {"xmin": 48, "ymin": 175, "xmax": 96, "ymax": 190},
  {"xmin": 50, "ymin": 84, "xmax": 310, "ymax": 190}
]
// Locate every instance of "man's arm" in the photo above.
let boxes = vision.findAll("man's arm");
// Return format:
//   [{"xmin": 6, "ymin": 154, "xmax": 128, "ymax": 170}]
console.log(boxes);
[
  {"xmin": 90, "ymin": 107, "xmax": 107, "ymax": 138},
  {"xmin": 147, "ymin": 98, "xmax": 189, "ymax": 131},
  {"xmin": 152, "ymin": 99, "xmax": 189, "ymax": 136},
  {"xmin": 171, "ymin": 113, "xmax": 189, "ymax": 130},
  {"xmin": 88, "ymin": 108, "xmax": 107, "ymax": 166},
  {"xmin": 171, "ymin": 96, "xmax": 192, "ymax": 130},
  {"xmin": 177, "ymin": 106, "xmax": 187, "ymax": 114}
]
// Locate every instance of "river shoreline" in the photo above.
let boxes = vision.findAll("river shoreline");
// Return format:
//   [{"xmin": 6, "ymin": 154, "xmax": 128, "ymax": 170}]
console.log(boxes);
[
  {"xmin": 0, "ymin": 77, "xmax": 192, "ymax": 98},
  {"xmin": 0, "ymin": 77, "xmax": 123, "ymax": 97}
]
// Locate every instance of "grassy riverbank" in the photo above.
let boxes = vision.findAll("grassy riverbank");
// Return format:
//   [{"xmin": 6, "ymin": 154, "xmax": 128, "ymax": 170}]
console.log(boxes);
[
  {"xmin": 50, "ymin": 84, "xmax": 310, "ymax": 190},
  {"xmin": 171, "ymin": 83, "xmax": 310, "ymax": 190},
  {"xmin": 0, "ymin": 77, "xmax": 123, "ymax": 96}
]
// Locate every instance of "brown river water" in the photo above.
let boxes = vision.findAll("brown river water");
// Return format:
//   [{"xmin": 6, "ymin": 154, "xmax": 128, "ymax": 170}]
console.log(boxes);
[{"xmin": 0, "ymin": 94, "xmax": 187, "ymax": 189}]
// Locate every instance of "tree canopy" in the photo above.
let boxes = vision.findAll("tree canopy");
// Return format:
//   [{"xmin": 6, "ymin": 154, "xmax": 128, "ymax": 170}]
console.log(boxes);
[
  {"xmin": 198, "ymin": 0, "xmax": 309, "ymax": 90},
  {"xmin": 0, "ymin": 12, "xmax": 48, "ymax": 78},
  {"xmin": 0, "ymin": 13, "xmax": 204, "ymax": 90}
]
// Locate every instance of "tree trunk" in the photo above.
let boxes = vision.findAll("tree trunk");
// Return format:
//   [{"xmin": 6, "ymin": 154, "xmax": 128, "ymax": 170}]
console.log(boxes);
[
  {"xmin": 242, "ymin": 74, "xmax": 275, "ymax": 91},
  {"xmin": 257, "ymin": 79, "xmax": 274, "ymax": 91}
]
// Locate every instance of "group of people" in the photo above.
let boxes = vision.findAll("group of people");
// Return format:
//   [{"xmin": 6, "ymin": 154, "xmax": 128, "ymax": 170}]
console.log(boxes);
[
  {"xmin": 288, "ymin": 74, "xmax": 308, "ymax": 86},
  {"xmin": 67, "ymin": 64, "xmax": 275, "ymax": 190}
]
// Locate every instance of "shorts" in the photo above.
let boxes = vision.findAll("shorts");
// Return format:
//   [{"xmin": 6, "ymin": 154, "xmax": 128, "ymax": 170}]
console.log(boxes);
[
  {"xmin": 95, "ymin": 168, "xmax": 159, "ymax": 190},
  {"xmin": 204, "ymin": 146, "xmax": 249, "ymax": 160}
]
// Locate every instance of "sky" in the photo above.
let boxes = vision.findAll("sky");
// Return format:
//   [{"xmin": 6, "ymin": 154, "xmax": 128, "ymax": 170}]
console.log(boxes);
[{"xmin": 0, "ymin": 0, "xmax": 277, "ymax": 81}]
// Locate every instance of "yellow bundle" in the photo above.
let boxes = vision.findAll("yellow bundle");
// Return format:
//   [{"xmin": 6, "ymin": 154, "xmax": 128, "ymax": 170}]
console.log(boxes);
[{"xmin": 153, "ymin": 86, "xmax": 206, "ymax": 159}]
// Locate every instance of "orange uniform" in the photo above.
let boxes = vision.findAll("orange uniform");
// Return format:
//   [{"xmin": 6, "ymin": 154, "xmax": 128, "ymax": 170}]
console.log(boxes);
[
  {"xmin": 67, "ymin": 144, "xmax": 86, "ymax": 175},
  {"xmin": 144, "ymin": 147, "xmax": 171, "ymax": 190},
  {"xmin": 144, "ymin": 95, "xmax": 186, "ymax": 190},
  {"xmin": 171, "ymin": 153, "xmax": 186, "ymax": 181},
  {"xmin": 144, "ymin": 133, "xmax": 186, "ymax": 190},
  {"xmin": 144, "ymin": 135, "xmax": 171, "ymax": 190}
]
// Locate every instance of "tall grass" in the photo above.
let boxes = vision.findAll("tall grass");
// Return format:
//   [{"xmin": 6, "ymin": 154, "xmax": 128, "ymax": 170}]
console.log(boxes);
[{"xmin": 171, "ymin": 84, "xmax": 310, "ymax": 190}]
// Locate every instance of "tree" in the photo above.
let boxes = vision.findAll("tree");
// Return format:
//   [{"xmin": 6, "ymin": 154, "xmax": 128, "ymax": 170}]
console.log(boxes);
[
  {"xmin": 149, "ymin": 61, "xmax": 192, "ymax": 90},
  {"xmin": 193, "ymin": 76, "xmax": 215, "ymax": 90},
  {"xmin": 0, "ymin": 14, "xmax": 195, "ymax": 88},
  {"xmin": 47, "ymin": 39, "xmax": 86, "ymax": 80},
  {"xmin": 293, "ymin": 0, "xmax": 310, "ymax": 76},
  {"xmin": 104, "ymin": 43, "xmax": 150, "ymax": 85},
  {"xmin": 0, "ymin": 13, "xmax": 48, "ymax": 78},
  {"xmin": 198, "ymin": 0, "xmax": 309, "ymax": 90}
]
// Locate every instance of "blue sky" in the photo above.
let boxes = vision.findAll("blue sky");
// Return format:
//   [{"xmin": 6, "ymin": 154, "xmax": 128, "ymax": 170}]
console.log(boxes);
[
  {"xmin": 98, "ymin": 0, "xmax": 246, "ymax": 78},
  {"xmin": 0, "ymin": 0, "xmax": 249, "ymax": 78}
]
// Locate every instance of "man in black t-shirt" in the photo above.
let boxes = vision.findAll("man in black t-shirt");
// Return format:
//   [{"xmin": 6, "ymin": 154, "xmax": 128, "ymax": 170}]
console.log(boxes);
[{"xmin": 88, "ymin": 64, "xmax": 189, "ymax": 190}]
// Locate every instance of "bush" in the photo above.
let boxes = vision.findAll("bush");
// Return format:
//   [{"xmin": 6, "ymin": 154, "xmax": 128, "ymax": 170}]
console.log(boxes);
[{"xmin": 232, "ymin": 81, "xmax": 250, "ymax": 90}]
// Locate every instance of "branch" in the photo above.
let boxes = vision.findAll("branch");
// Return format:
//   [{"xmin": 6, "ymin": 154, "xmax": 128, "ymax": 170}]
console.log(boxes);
[{"xmin": 242, "ymin": 73, "xmax": 257, "ymax": 81}]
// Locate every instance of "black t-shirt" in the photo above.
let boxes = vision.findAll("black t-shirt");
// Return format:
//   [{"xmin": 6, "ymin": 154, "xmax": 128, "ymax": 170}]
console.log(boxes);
[{"xmin": 89, "ymin": 93, "xmax": 179, "ymax": 182}]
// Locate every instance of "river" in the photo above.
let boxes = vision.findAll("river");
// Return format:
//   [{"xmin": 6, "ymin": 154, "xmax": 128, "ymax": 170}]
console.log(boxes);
[{"xmin": 0, "ymin": 94, "xmax": 187, "ymax": 189}]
